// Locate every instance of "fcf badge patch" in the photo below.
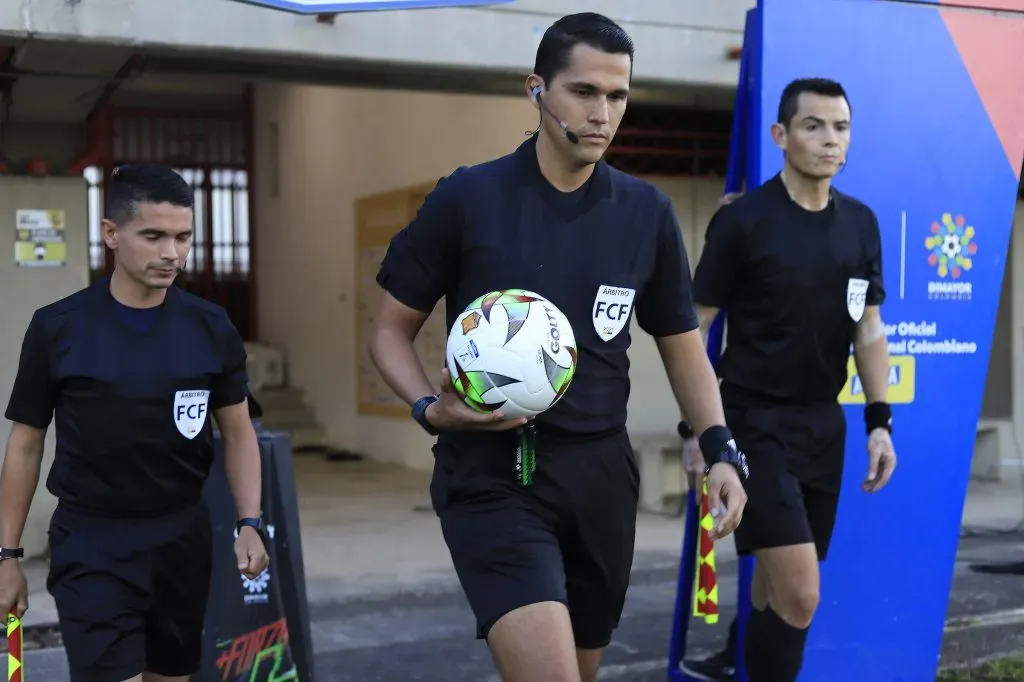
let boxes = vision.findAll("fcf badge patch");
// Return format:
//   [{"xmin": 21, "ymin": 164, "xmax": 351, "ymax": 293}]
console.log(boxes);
[
  {"xmin": 592, "ymin": 284, "xmax": 636, "ymax": 342},
  {"xmin": 847, "ymin": 278, "xmax": 869, "ymax": 322},
  {"xmin": 174, "ymin": 389, "xmax": 211, "ymax": 439}
]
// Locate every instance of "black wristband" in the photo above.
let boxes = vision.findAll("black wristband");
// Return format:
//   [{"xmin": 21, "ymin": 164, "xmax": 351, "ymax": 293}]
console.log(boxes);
[
  {"xmin": 412, "ymin": 395, "xmax": 441, "ymax": 436},
  {"xmin": 698, "ymin": 424, "xmax": 735, "ymax": 459},
  {"xmin": 864, "ymin": 401, "xmax": 893, "ymax": 434}
]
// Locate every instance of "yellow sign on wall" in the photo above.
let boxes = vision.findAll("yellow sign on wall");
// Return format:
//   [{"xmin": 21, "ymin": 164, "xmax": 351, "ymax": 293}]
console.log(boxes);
[
  {"xmin": 838, "ymin": 354, "xmax": 915, "ymax": 404},
  {"xmin": 14, "ymin": 209, "xmax": 66, "ymax": 268}
]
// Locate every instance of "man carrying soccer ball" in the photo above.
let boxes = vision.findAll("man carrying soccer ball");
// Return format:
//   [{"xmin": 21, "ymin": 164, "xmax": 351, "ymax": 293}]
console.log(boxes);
[{"xmin": 368, "ymin": 12, "xmax": 748, "ymax": 682}]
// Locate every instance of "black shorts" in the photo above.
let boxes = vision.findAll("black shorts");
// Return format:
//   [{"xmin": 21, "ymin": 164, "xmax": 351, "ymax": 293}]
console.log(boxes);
[
  {"xmin": 726, "ymin": 402, "xmax": 846, "ymax": 561},
  {"xmin": 430, "ymin": 427, "xmax": 639, "ymax": 650},
  {"xmin": 47, "ymin": 501, "xmax": 213, "ymax": 682}
]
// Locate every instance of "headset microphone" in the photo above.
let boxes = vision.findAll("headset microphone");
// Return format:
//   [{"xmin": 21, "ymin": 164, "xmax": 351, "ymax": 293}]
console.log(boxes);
[
  {"xmin": 557, "ymin": 119, "xmax": 580, "ymax": 145},
  {"xmin": 530, "ymin": 86, "xmax": 579, "ymax": 145}
]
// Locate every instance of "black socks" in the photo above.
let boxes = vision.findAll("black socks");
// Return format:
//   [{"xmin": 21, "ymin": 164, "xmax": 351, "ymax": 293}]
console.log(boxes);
[
  {"xmin": 744, "ymin": 605, "xmax": 810, "ymax": 682},
  {"xmin": 725, "ymin": 616, "xmax": 738, "ymax": 658}
]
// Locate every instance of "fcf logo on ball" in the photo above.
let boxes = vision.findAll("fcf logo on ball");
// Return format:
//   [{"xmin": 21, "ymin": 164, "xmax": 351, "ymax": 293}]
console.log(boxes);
[
  {"xmin": 173, "ymin": 389, "xmax": 210, "ymax": 439},
  {"xmin": 925, "ymin": 212, "xmax": 976, "ymax": 301}
]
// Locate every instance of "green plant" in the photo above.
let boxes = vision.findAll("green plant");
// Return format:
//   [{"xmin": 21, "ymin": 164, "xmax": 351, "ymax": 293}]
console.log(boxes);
[{"xmin": 937, "ymin": 656, "xmax": 1024, "ymax": 681}]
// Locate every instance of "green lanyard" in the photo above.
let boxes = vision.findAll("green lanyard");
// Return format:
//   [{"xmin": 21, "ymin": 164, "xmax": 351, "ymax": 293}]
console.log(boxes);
[{"xmin": 515, "ymin": 420, "xmax": 538, "ymax": 486}]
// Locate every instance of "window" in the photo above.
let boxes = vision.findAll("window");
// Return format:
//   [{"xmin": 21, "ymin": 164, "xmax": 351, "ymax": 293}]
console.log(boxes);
[
  {"xmin": 85, "ymin": 165, "xmax": 105, "ymax": 273},
  {"xmin": 209, "ymin": 168, "xmax": 251, "ymax": 276}
]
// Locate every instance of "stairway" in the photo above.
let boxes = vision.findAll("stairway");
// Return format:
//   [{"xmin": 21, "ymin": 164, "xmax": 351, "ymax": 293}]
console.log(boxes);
[
  {"xmin": 251, "ymin": 386, "xmax": 326, "ymax": 450},
  {"xmin": 246, "ymin": 342, "xmax": 326, "ymax": 451}
]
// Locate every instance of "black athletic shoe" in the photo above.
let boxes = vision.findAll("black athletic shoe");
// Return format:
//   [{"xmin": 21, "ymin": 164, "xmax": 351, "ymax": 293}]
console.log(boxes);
[{"xmin": 681, "ymin": 650, "xmax": 736, "ymax": 681}]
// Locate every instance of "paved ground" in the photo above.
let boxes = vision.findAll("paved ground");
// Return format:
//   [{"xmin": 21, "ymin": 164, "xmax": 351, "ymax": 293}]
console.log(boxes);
[
  {"xmin": 13, "ymin": 532, "xmax": 1024, "ymax": 681},
  {"xmin": 308, "ymin": 533, "xmax": 1024, "ymax": 682},
  {"xmin": 10, "ymin": 458, "xmax": 1024, "ymax": 681}
]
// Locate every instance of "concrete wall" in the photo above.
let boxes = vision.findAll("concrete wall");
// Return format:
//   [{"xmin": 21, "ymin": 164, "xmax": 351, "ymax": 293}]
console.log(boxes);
[
  {"xmin": 970, "ymin": 201, "xmax": 1022, "ymax": 480},
  {"xmin": 982, "ymin": 246, "xmax": 1013, "ymax": 419},
  {"xmin": 0, "ymin": 176, "xmax": 90, "ymax": 557},
  {"xmin": 1011, "ymin": 201, "xmax": 1024, "ymax": 446},
  {"xmin": 0, "ymin": 0, "xmax": 752, "ymax": 88},
  {"xmin": 1, "ymin": 122, "xmax": 85, "ymax": 172}
]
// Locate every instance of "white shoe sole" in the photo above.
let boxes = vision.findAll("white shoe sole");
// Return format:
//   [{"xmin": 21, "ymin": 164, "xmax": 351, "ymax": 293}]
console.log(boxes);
[{"xmin": 679, "ymin": 662, "xmax": 735, "ymax": 682}]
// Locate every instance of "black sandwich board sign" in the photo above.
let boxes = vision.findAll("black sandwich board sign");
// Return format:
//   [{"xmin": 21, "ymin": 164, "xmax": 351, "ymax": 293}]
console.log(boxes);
[{"xmin": 199, "ymin": 427, "xmax": 315, "ymax": 681}]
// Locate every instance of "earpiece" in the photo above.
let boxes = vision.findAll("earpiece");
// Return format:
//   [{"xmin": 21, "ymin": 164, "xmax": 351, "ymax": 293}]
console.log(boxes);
[{"xmin": 526, "ymin": 82, "xmax": 579, "ymax": 144}]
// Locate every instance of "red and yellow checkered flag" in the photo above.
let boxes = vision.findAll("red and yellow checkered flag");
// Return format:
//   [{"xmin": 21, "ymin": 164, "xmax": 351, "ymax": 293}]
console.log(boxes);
[
  {"xmin": 692, "ymin": 478, "xmax": 719, "ymax": 624},
  {"xmin": 6, "ymin": 608, "xmax": 22, "ymax": 682}
]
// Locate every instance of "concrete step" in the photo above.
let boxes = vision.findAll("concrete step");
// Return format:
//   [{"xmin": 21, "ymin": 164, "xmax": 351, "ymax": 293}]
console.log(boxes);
[
  {"xmin": 260, "ymin": 406, "xmax": 321, "ymax": 430},
  {"xmin": 251, "ymin": 386, "xmax": 307, "ymax": 411},
  {"xmin": 290, "ymin": 425, "xmax": 326, "ymax": 450}
]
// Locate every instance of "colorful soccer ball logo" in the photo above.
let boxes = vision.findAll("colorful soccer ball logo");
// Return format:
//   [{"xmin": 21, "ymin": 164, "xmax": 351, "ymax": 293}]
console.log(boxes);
[{"xmin": 926, "ymin": 213, "xmax": 976, "ymax": 279}]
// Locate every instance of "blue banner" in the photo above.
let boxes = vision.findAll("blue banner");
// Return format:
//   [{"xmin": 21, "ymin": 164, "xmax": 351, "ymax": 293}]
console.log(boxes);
[{"xmin": 670, "ymin": 0, "xmax": 1024, "ymax": 679}]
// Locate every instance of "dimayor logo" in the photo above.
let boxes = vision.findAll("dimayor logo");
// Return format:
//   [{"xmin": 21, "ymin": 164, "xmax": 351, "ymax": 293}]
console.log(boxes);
[
  {"xmin": 242, "ymin": 567, "xmax": 271, "ymax": 605},
  {"xmin": 838, "ymin": 355, "xmax": 915, "ymax": 405},
  {"xmin": 925, "ymin": 212, "xmax": 976, "ymax": 301}
]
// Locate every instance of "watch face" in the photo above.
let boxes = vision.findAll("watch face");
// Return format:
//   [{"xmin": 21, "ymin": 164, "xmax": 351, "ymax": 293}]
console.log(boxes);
[{"xmin": 713, "ymin": 449, "xmax": 749, "ymax": 480}]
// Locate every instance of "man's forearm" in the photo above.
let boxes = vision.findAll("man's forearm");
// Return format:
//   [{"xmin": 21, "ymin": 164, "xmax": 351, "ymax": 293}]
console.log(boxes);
[
  {"xmin": 657, "ymin": 330, "xmax": 727, "ymax": 434},
  {"xmin": 0, "ymin": 426, "xmax": 46, "ymax": 547},
  {"xmin": 222, "ymin": 427, "xmax": 262, "ymax": 520},
  {"xmin": 854, "ymin": 337, "xmax": 889, "ymax": 404},
  {"xmin": 368, "ymin": 327, "xmax": 435, "ymax": 407},
  {"xmin": 677, "ymin": 305, "xmax": 722, "ymax": 428},
  {"xmin": 669, "ymin": 358, "xmax": 727, "ymax": 434},
  {"xmin": 854, "ymin": 311, "xmax": 890, "ymax": 404}
]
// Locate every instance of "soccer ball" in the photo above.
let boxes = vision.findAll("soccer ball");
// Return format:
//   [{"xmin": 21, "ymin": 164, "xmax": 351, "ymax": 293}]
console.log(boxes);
[
  {"xmin": 941, "ymin": 233, "xmax": 962, "ymax": 260},
  {"xmin": 446, "ymin": 289, "xmax": 578, "ymax": 419}
]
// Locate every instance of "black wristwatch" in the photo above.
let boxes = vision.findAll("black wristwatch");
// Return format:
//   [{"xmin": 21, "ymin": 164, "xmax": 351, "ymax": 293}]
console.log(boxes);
[
  {"xmin": 0, "ymin": 547, "xmax": 24, "ymax": 561},
  {"xmin": 698, "ymin": 425, "xmax": 750, "ymax": 481},
  {"xmin": 705, "ymin": 446, "xmax": 750, "ymax": 481},
  {"xmin": 237, "ymin": 516, "xmax": 267, "ymax": 543},
  {"xmin": 412, "ymin": 394, "xmax": 441, "ymax": 436},
  {"xmin": 677, "ymin": 420, "xmax": 695, "ymax": 440}
]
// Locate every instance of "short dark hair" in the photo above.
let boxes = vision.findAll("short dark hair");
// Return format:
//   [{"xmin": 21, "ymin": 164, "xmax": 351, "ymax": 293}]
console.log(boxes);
[
  {"xmin": 533, "ymin": 12, "xmax": 634, "ymax": 85},
  {"xmin": 104, "ymin": 163, "xmax": 193, "ymax": 226},
  {"xmin": 777, "ymin": 78, "xmax": 851, "ymax": 127}
]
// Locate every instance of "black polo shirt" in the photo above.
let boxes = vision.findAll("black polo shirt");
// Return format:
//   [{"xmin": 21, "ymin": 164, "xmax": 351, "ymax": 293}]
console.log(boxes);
[
  {"xmin": 4, "ymin": 277, "xmax": 250, "ymax": 516},
  {"xmin": 692, "ymin": 173, "xmax": 886, "ymax": 407},
  {"xmin": 377, "ymin": 134, "xmax": 699, "ymax": 436}
]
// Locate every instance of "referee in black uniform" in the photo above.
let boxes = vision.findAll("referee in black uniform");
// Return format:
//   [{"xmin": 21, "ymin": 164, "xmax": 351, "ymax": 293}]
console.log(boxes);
[
  {"xmin": 369, "ymin": 13, "xmax": 749, "ymax": 682},
  {"xmin": 679, "ymin": 78, "xmax": 898, "ymax": 682},
  {"xmin": 0, "ymin": 163, "xmax": 269, "ymax": 682}
]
